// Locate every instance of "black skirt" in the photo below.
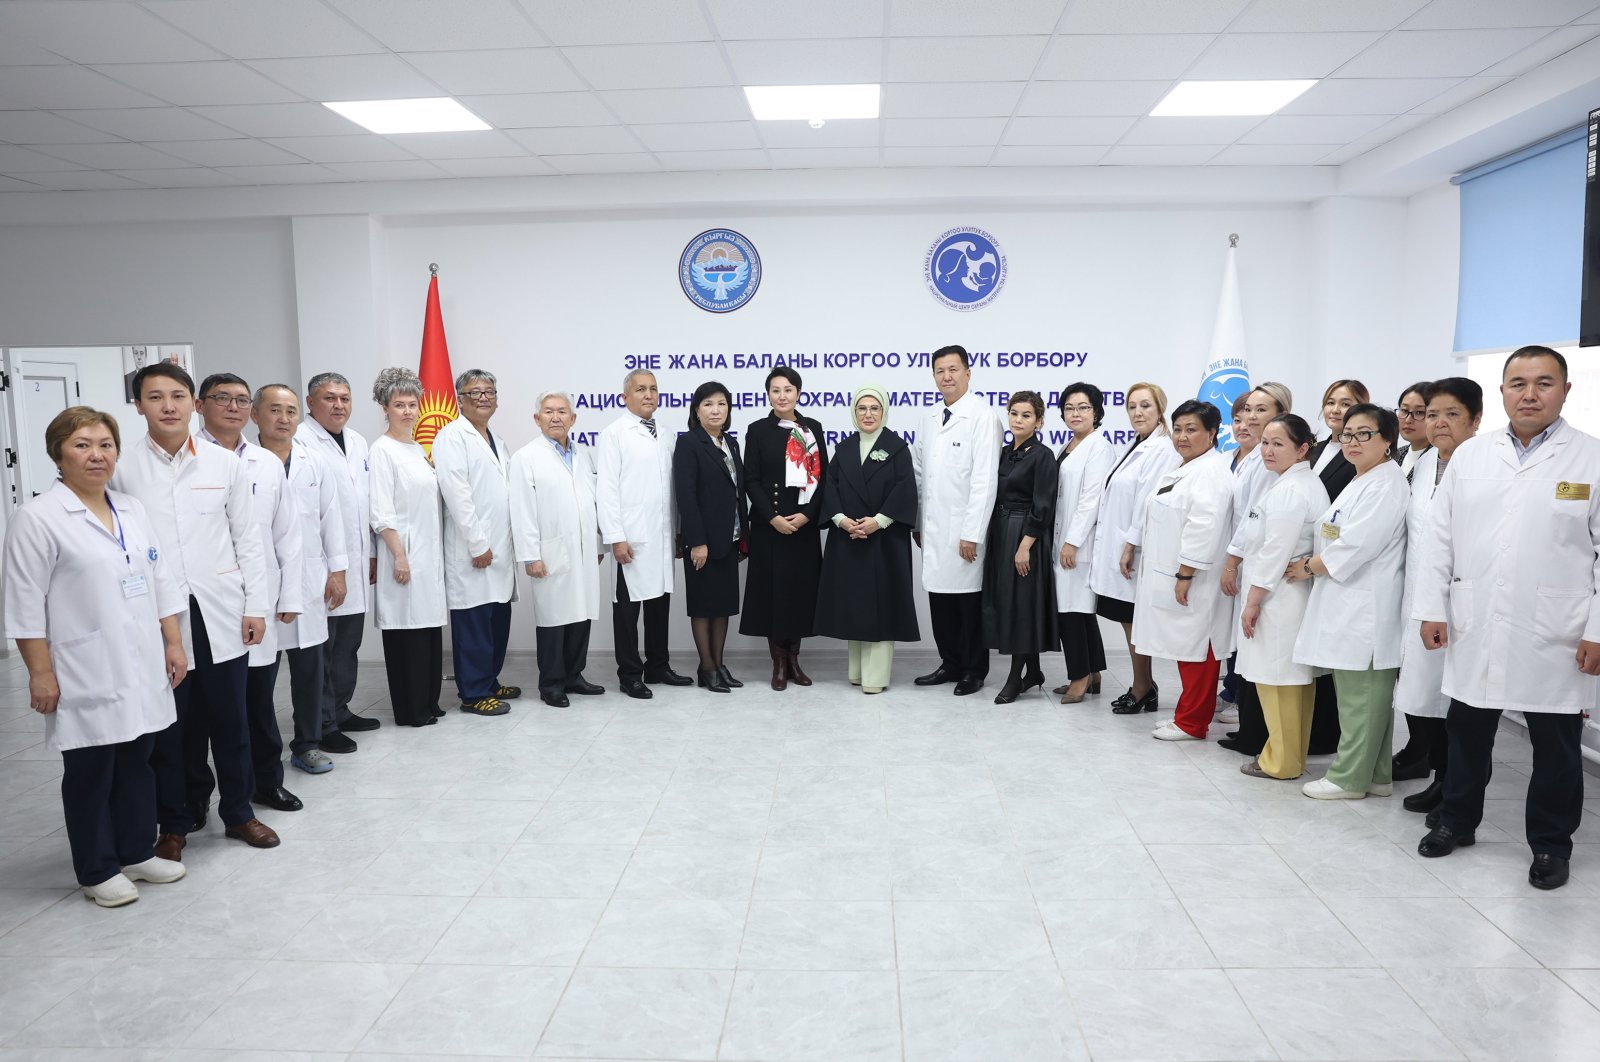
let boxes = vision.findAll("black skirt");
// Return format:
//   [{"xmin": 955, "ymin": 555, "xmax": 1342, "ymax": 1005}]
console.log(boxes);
[
  {"xmin": 683, "ymin": 551, "xmax": 740, "ymax": 618},
  {"xmin": 1096, "ymin": 594, "xmax": 1135, "ymax": 625},
  {"xmin": 982, "ymin": 507, "xmax": 1057, "ymax": 655}
]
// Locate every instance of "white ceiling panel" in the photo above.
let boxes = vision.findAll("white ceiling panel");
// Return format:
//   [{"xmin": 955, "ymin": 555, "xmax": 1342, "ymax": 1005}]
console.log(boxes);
[
  {"xmin": 883, "ymin": 145, "xmax": 995, "ymax": 166},
  {"xmin": 506, "ymin": 125, "xmax": 641, "ymax": 154},
  {"xmin": 0, "ymin": 1, "xmax": 221, "ymax": 64},
  {"xmin": 0, "ymin": 36, "xmax": 71, "ymax": 65},
  {"xmin": 383, "ymin": 130, "xmax": 529, "ymax": 158},
  {"xmin": 723, "ymin": 39, "xmax": 882, "ymax": 85},
  {"xmin": 600, "ymin": 87, "xmax": 750, "ymax": 124},
  {"xmin": 1061, "ymin": 0, "xmax": 1252, "ymax": 34},
  {"xmin": 401, "ymin": 49, "xmax": 586, "ymax": 96},
  {"xmin": 564, "ymin": 42, "xmax": 732, "ymax": 89},
  {"xmin": 1209, "ymin": 143, "xmax": 1341, "ymax": 164},
  {"xmin": 517, "ymin": 0, "xmax": 712, "ymax": 46},
  {"xmin": 769, "ymin": 146, "xmax": 882, "ymax": 167},
  {"xmin": 1016, "ymin": 81, "xmax": 1170, "ymax": 116},
  {"xmin": 261, "ymin": 135, "xmax": 420, "ymax": 163},
  {"xmin": 633, "ymin": 121, "xmax": 761, "ymax": 152},
  {"xmin": 460, "ymin": 92, "xmax": 616, "ymax": 128},
  {"xmin": 0, "ymin": 145, "xmax": 85, "ymax": 172},
  {"xmin": 1334, "ymin": 28, "xmax": 1549, "ymax": 76},
  {"xmin": 883, "ymin": 117, "xmax": 1007, "ymax": 147},
  {"xmin": 1484, "ymin": 26, "xmax": 1600, "ymax": 76},
  {"xmin": 1278, "ymin": 77, "xmax": 1461, "ymax": 115},
  {"xmin": 1100, "ymin": 144, "xmax": 1224, "ymax": 164},
  {"xmin": 885, "ymin": 36, "xmax": 1050, "ymax": 82},
  {"xmin": 704, "ymin": 0, "xmax": 884, "ymax": 40},
  {"xmin": 1355, "ymin": 112, "xmax": 1431, "ymax": 142},
  {"xmin": 1229, "ymin": 0, "xmax": 1429, "ymax": 33},
  {"xmin": 322, "ymin": 159, "xmax": 452, "ymax": 180},
  {"xmin": 756, "ymin": 120, "xmax": 880, "ymax": 148},
  {"xmin": 0, "ymin": 111, "xmax": 119, "ymax": 145},
  {"xmin": 142, "ymin": 0, "xmax": 386, "ymax": 59},
  {"xmin": 653, "ymin": 149, "xmax": 769, "ymax": 170},
  {"xmin": 214, "ymin": 163, "xmax": 346, "ymax": 183},
  {"xmin": 1403, "ymin": 0, "xmax": 1599, "ymax": 30},
  {"xmin": 1184, "ymin": 31, "xmax": 1383, "ymax": 78},
  {"xmin": 1036, "ymin": 34, "xmax": 1214, "ymax": 80},
  {"xmin": 32, "ymin": 141, "xmax": 187, "ymax": 169},
  {"xmin": 68, "ymin": 107, "xmax": 247, "ymax": 142},
  {"xmin": 246, "ymin": 55, "xmax": 442, "ymax": 101},
  {"xmin": 327, "ymin": 0, "xmax": 542, "ymax": 52},
  {"xmin": 114, "ymin": 167, "xmax": 244, "ymax": 187},
  {"xmin": 91, "ymin": 61, "xmax": 303, "ymax": 107},
  {"xmin": 1120, "ymin": 116, "xmax": 1263, "ymax": 144},
  {"xmin": 0, "ymin": 174, "xmax": 50, "ymax": 190},
  {"xmin": 882, "ymin": 82, "xmax": 1026, "ymax": 118},
  {"xmin": 888, "ymin": 0, "xmax": 1069, "ymax": 37},
  {"xmin": 992, "ymin": 145, "xmax": 1109, "ymax": 164},
  {"xmin": 154, "ymin": 139, "xmax": 307, "ymax": 167},
  {"xmin": 430, "ymin": 155, "xmax": 555, "ymax": 176},
  {"xmin": 542, "ymin": 152, "xmax": 662, "ymax": 173},
  {"xmin": 13, "ymin": 169, "xmax": 144, "ymax": 189},
  {"xmin": 1317, "ymin": 142, "xmax": 1378, "ymax": 164},
  {"xmin": 0, "ymin": 65, "xmax": 167, "ymax": 109},
  {"xmin": 190, "ymin": 103, "xmax": 366, "ymax": 138},
  {"xmin": 1409, "ymin": 75, "xmax": 1511, "ymax": 112},
  {"xmin": 1241, "ymin": 114, "xmax": 1389, "ymax": 143},
  {"xmin": 1004, "ymin": 116, "xmax": 1138, "ymax": 144}
]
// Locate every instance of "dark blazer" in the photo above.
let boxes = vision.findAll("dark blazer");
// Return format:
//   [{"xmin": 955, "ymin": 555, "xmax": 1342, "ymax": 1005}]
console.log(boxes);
[
  {"xmin": 743, "ymin": 412, "xmax": 828, "ymax": 523},
  {"xmin": 674, "ymin": 427, "xmax": 748, "ymax": 560},
  {"xmin": 1312, "ymin": 438, "xmax": 1358, "ymax": 501}
]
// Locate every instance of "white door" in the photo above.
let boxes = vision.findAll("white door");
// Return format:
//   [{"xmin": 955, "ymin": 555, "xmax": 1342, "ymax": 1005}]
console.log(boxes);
[{"xmin": 16, "ymin": 360, "xmax": 79, "ymax": 499}]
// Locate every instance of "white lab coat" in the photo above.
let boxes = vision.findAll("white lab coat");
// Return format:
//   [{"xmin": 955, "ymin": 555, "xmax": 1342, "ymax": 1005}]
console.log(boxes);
[
  {"xmin": 297, "ymin": 416, "xmax": 370, "ymax": 617},
  {"xmin": 1220, "ymin": 446, "xmax": 1274, "ymax": 654},
  {"xmin": 1234, "ymin": 463, "xmax": 1329, "ymax": 687},
  {"xmin": 1131, "ymin": 449, "xmax": 1235, "ymax": 662},
  {"xmin": 432, "ymin": 416, "xmax": 516, "ymax": 611},
  {"xmin": 368, "ymin": 434, "xmax": 446, "ymax": 630},
  {"xmin": 912, "ymin": 391, "xmax": 1002, "ymax": 593},
  {"xmin": 2, "ymin": 483, "xmax": 185, "ymax": 752},
  {"xmin": 1090, "ymin": 432, "xmax": 1180, "ymax": 604},
  {"xmin": 1414, "ymin": 421, "xmax": 1600, "ymax": 715},
  {"xmin": 595, "ymin": 413, "xmax": 675, "ymax": 602},
  {"xmin": 1293, "ymin": 462, "xmax": 1408, "ymax": 671},
  {"xmin": 109, "ymin": 434, "xmax": 267, "ymax": 666},
  {"xmin": 1052, "ymin": 430, "xmax": 1119, "ymax": 613},
  {"xmin": 510, "ymin": 435, "xmax": 603, "ymax": 627},
  {"xmin": 1392, "ymin": 448, "xmax": 1450, "ymax": 718},
  {"xmin": 276, "ymin": 439, "xmax": 348, "ymax": 651}
]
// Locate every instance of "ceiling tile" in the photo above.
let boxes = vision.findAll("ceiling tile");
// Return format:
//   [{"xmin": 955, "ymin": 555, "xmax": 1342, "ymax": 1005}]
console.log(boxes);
[
  {"xmin": 768, "ymin": 146, "xmax": 881, "ymax": 167},
  {"xmin": 1240, "ymin": 114, "xmax": 1389, "ymax": 143},
  {"xmin": 889, "ymin": 0, "xmax": 1069, "ymax": 36},
  {"xmin": 1209, "ymin": 143, "xmax": 1342, "ymax": 164},
  {"xmin": 326, "ymin": 0, "xmax": 542, "ymax": 51},
  {"xmin": 1318, "ymin": 142, "xmax": 1377, "ymax": 164},
  {"xmin": 883, "ymin": 117, "xmax": 1007, "ymax": 147},
  {"xmin": 1230, "ymin": 0, "xmax": 1428, "ymax": 32},
  {"xmin": 0, "ymin": 144, "xmax": 85, "ymax": 172},
  {"xmin": 991, "ymin": 145, "xmax": 1108, "ymax": 164},
  {"xmin": 633, "ymin": 121, "xmax": 760, "ymax": 152},
  {"xmin": 154, "ymin": 139, "xmax": 306, "ymax": 167},
  {"xmin": 1355, "ymin": 112, "xmax": 1431, "ymax": 142},
  {"xmin": 757, "ymin": 119, "xmax": 880, "ymax": 148},
  {"xmin": 383, "ymin": 130, "xmax": 529, "ymax": 158},
  {"xmin": 517, "ymin": 0, "xmax": 712, "ymax": 45},
  {"xmin": 1061, "ymin": 0, "xmax": 1251, "ymax": 34},
  {"xmin": 1185, "ymin": 31, "xmax": 1383, "ymax": 78},
  {"xmin": 653, "ymin": 148, "xmax": 770, "ymax": 170},
  {"xmin": 460, "ymin": 92, "xmax": 615, "ymax": 128},
  {"xmin": 564, "ymin": 42, "xmax": 732, "ymax": 89},
  {"xmin": 723, "ymin": 39, "xmax": 881, "ymax": 84},
  {"xmin": 431, "ymin": 155, "xmax": 555, "ymax": 176},
  {"xmin": 0, "ymin": 111, "xmax": 119, "ymax": 144},
  {"xmin": 67, "ymin": 107, "xmax": 246, "ymax": 141},
  {"xmin": 113, "ymin": 167, "xmax": 244, "ymax": 187},
  {"xmin": 885, "ymin": 36, "xmax": 1049, "ymax": 82},
  {"xmin": 0, "ymin": 174, "xmax": 51, "ymax": 190},
  {"xmin": 883, "ymin": 145, "xmax": 995, "ymax": 166},
  {"xmin": 599, "ymin": 87, "xmax": 750, "ymax": 124},
  {"xmin": 142, "ymin": 0, "xmax": 385, "ymax": 59},
  {"xmin": 1278, "ymin": 77, "xmax": 1462, "ymax": 115},
  {"xmin": 1403, "ymin": 0, "xmax": 1599, "ymax": 29},
  {"xmin": 246, "ymin": 55, "xmax": 442, "ymax": 101},
  {"xmin": 1333, "ymin": 28, "xmax": 1548, "ymax": 76},
  {"xmin": 1120, "ymin": 116, "xmax": 1262, "ymax": 144},
  {"xmin": 12, "ymin": 170, "xmax": 145, "ymax": 189},
  {"xmin": 704, "ymin": 0, "xmax": 884, "ymax": 39},
  {"xmin": 1409, "ymin": 75, "xmax": 1511, "ymax": 112},
  {"xmin": 91, "ymin": 61, "xmax": 303, "ymax": 106},
  {"xmin": 214, "ymin": 163, "xmax": 347, "ymax": 184},
  {"xmin": 1004, "ymin": 116, "xmax": 1137, "ymax": 144},
  {"xmin": 401, "ymin": 50, "xmax": 585, "ymax": 96},
  {"xmin": 1100, "ymin": 144, "xmax": 1224, "ymax": 164},
  {"xmin": 0, "ymin": 1, "xmax": 221, "ymax": 63},
  {"xmin": 0, "ymin": 36, "xmax": 71, "ymax": 65},
  {"xmin": 1036, "ymin": 34, "xmax": 1214, "ymax": 80},
  {"xmin": 29, "ymin": 141, "xmax": 188, "ymax": 169},
  {"xmin": 1016, "ymin": 81, "xmax": 1170, "ymax": 116},
  {"xmin": 321, "ymin": 159, "xmax": 452, "ymax": 180},
  {"xmin": 1483, "ymin": 25, "xmax": 1600, "ymax": 76},
  {"xmin": 542, "ymin": 152, "xmax": 662, "ymax": 173},
  {"xmin": 882, "ymin": 82, "xmax": 1026, "ymax": 118},
  {"xmin": 0, "ymin": 65, "xmax": 166, "ymax": 109},
  {"xmin": 262, "ymin": 135, "xmax": 421, "ymax": 162},
  {"xmin": 190, "ymin": 103, "xmax": 366, "ymax": 138},
  {"xmin": 506, "ymin": 125, "xmax": 641, "ymax": 153}
]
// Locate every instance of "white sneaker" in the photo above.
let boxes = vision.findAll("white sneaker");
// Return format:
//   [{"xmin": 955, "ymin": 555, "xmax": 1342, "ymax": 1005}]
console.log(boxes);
[
  {"xmin": 1152, "ymin": 720, "xmax": 1200, "ymax": 742},
  {"xmin": 83, "ymin": 873, "xmax": 138, "ymax": 907},
  {"xmin": 122, "ymin": 856, "xmax": 187, "ymax": 884},
  {"xmin": 1302, "ymin": 777, "xmax": 1364, "ymax": 800},
  {"xmin": 1366, "ymin": 782, "xmax": 1393, "ymax": 797},
  {"xmin": 1215, "ymin": 706, "xmax": 1239, "ymax": 725}
]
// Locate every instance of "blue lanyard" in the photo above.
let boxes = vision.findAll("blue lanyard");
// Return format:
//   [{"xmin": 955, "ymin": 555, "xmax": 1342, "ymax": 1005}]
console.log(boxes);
[{"xmin": 105, "ymin": 492, "xmax": 129, "ymax": 566}]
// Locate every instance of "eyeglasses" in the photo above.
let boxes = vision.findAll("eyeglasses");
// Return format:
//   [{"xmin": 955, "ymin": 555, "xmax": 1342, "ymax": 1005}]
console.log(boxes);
[
  {"xmin": 1337, "ymin": 429, "xmax": 1380, "ymax": 443},
  {"xmin": 1394, "ymin": 407, "xmax": 1426, "ymax": 420},
  {"xmin": 1061, "ymin": 403, "xmax": 1095, "ymax": 414},
  {"xmin": 205, "ymin": 394, "xmax": 250, "ymax": 409},
  {"xmin": 459, "ymin": 389, "xmax": 497, "ymax": 400}
]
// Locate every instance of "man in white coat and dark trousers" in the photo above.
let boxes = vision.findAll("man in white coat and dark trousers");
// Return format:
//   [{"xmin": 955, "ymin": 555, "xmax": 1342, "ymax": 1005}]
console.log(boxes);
[
  {"xmin": 912, "ymin": 345, "xmax": 1002, "ymax": 696},
  {"xmin": 434, "ymin": 369, "xmax": 520, "ymax": 717},
  {"xmin": 113, "ymin": 361, "xmax": 279, "ymax": 858},
  {"xmin": 198, "ymin": 373, "xmax": 304, "ymax": 816},
  {"xmin": 1415, "ymin": 346, "xmax": 1600, "ymax": 890},
  {"xmin": 596, "ymin": 369, "xmax": 692, "ymax": 699},
  {"xmin": 298, "ymin": 372, "xmax": 379, "ymax": 742},
  {"xmin": 511, "ymin": 391, "xmax": 606, "ymax": 707}
]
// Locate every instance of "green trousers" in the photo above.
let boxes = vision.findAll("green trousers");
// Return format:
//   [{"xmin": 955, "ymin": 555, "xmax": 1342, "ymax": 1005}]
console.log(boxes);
[
  {"xmin": 847, "ymin": 641, "xmax": 894, "ymax": 692},
  {"xmin": 1326, "ymin": 666, "xmax": 1398, "ymax": 793}
]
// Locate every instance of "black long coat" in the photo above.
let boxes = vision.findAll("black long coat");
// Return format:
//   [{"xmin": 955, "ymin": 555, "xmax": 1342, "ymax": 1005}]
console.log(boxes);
[
  {"xmin": 740, "ymin": 413, "xmax": 828, "ymax": 638},
  {"xmin": 673, "ymin": 427, "xmax": 748, "ymax": 559},
  {"xmin": 814, "ymin": 430, "xmax": 920, "ymax": 644},
  {"xmin": 981, "ymin": 433, "xmax": 1059, "ymax": 654}
]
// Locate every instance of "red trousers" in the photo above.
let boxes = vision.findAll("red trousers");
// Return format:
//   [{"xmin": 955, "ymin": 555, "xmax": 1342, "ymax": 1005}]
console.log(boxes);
[{"xmin": 1174, "ymin": 646, "xmax": 1221, "ymax": 738}]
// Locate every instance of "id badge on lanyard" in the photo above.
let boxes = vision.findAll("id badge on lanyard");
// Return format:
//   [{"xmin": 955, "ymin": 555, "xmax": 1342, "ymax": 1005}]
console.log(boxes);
[{"xmin": 109, "ymin": 495, "xmax": 149, "ymax": 598}]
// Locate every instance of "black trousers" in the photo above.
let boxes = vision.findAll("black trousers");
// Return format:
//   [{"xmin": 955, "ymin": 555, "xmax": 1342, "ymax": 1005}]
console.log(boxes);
[
  {"xmin": 285, "ymin": 641, "xmax": 331, "ymax": 755},
  {"xmin": 613, "ymin": 566, "xmax": 671, "ymax": 682},
  {"xmin": 537, "ymin": 620, "xmax": 592, "ymax": 696},
  {"xmin": 242, "ymin": 658, "xmax": 285, "ymax": 791},
  {"xmin": 1230, "ymin": 681, "xmax": 1269, "ymax": 755},
  {"xmin": 324, "ymin": 612, "xmax": 366, "ymax": 723},
  {"xmin": 157, "ymin": 598, "xmax": 253, "ymax": 832},
  {"xmin": 381, "ymin": 627, "xmax": 443, "ymax": 726},
  {"xmin": 1058, "ymin": 611, "xmax": 1106, "ymax": 681},
  {"xmin": 1440, "ymin": 699, "xmax": 1584, "ymax": 858},
  {"xmin": 928, "ymin": 591, "xmax": 988, "ymax": 680},
  {"xmin": 61, "ymin": 732, "xmax": 156, "ymax": 886},
  {"xmin": 1404, "ymin": 714, "xmax": 1450, "ymax": 773},
  {"xmin": 1309, "ymin": 673, "xmax": 1342, "ymax": 756}
]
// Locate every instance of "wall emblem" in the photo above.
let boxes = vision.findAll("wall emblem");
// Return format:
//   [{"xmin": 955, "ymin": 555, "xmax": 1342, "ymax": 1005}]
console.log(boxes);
[
  {"xmin": 925, "ymin": 226, "xmax": 1006, "ymax": 311},
  {"xmin": 680, "ymin": 229, "xmax": 761, "ymax": 313}
]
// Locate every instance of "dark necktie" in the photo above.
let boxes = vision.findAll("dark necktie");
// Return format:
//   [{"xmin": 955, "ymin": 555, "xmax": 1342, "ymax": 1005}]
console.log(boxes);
[
  {"xmin": 942, "ymin": 407, "xmax": 952, "ymax": 425},
  {"xmin": 643, "ymin": 418, "xmax": 657, "ymax": 438}
]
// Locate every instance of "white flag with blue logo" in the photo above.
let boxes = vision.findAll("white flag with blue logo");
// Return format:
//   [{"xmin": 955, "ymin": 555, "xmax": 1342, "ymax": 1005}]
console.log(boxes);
[{"xmin": 1198, "ymin": 238, "xmax": 1251, "ymax": 452}]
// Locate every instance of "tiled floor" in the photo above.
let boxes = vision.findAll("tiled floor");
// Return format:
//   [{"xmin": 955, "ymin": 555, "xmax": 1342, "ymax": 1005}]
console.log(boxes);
[{"xmin": 1, "ymin": 639, "xmax": 1598, "ymax": 1062}]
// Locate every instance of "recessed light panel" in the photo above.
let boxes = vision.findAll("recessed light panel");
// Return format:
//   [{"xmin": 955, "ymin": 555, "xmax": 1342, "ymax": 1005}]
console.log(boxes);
[
  {"xmin": 323, "ymin": 97, "xmax": 490, "ymax": 134},
  {"xmin": 744, "ymin": 84, "xmax": 880, "ymax": 122},
  {"xmin": 1149, "ymin": 80, "xmax": 1317, "ymax": 118}
]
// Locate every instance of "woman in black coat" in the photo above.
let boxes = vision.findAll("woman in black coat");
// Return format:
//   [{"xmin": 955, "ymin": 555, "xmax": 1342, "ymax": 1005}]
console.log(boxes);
[
  {"xmin": 740, "ymin": 366, "xmax": 829, "ymax": 691},
  {"xmin": 673, "ymin": 380, "xmax": 748, "ymax": 693},
  {"xmin": 814, "ymin": 385, "xmax": 919, "ymax": 695}
]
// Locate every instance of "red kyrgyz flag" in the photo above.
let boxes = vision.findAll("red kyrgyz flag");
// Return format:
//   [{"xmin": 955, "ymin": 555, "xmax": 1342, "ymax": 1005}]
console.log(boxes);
[{"xmin": 415, "ymin": 270, "xmax": 458, "ymax": 457}]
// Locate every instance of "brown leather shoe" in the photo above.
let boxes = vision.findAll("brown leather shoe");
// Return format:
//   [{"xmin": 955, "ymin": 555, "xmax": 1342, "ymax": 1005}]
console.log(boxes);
[
  {"xmin": 224, "ymin": 818, "xmax": 281, "ymax": 848},
  {"xmin": 153, "ymin": 832, "xmax": 185, "ymax": 862},
  {"xmin": 768, "ymin": 639, "xmax": 789, "ymax": 691},
  {"xmin": 786, "ymin": 641, "xmax": 812, "ymax": 686}
]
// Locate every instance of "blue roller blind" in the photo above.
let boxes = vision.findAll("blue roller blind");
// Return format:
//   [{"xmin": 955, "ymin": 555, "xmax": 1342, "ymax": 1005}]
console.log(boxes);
[{"xmin": 1453, "ymin": 128, "xmax": 1586, "ymax": 352}]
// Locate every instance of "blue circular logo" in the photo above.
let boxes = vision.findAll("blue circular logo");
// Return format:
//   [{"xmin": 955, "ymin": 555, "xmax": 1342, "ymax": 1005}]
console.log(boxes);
[
  {"xmin": 1200, "ymin": 368, "xmax": 1253, "ymax": 451},
  {"xmin": 679, "ymin": 229, "xmax": 761, "ymax": 313},
  {"xmin": 925, "ymin": 226, "xmax": 1006, "ymax": 311}
]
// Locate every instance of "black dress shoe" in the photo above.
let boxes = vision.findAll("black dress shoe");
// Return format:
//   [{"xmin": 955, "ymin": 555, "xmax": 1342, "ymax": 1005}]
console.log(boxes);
[
  {"xmin": 319, "ymin": 730, "xmax": 357, "ymax": 754},
  {"xmin": 566, "ymin": 677, "xmax": 604, "ymax": 696},
  {"xmin": 953, "ymin": 677, "xmax": 983, "ymax": 696},
  {"xmin": 716, "ymin": 665, "xmax": 743, "ymax": 689},
  {"xmin": 1111, "ymin": 686, "xmax": 1159, "ymax": 715},
  {"xmin": 253, "ymin": 786, "xmax": 303, "ymax": 812},
  {"xmin": 1529, "ymin": 853, "xmax": 1571, "ymax": 890},
  {"xmin": 621, "ymin": 679, "xmax": 654, "ymax": 700},
  {"xmin": 338, "ymin": 713, "xmax": 381, "ymax": 732},
  {"xmin": 1392, "ymin": 755, "xmax": 1431, "ymax": 782},
  {"xmin": 541, "ymin": 691, "xmax": 570, "ymax": 708},
  {"xmin": 914, "ymin": 667, "xmax": 952, "ymax": 686},
  {"xmin": 1425, "ymin": 807, "xmax": 1441, "ymax": 829},
  {"xmin": 645, "ymin": 668, "xmax": 693, "ymax": 687},
  {"xmin": 189, "ymin": 808, "xmax": 208, "ymax": 833},
  {"xmin": 1417, "ymin": 824, "xmax": 1475, "ymax": 858},
  {"xmin": 697, "ymin": 668, "xmax": 731, "ymax": 693},
  {"xmin": 1402, "ymin": 775, "xmax": 1445, "ymax": 813},
  {"xmin": 1215, "ymin": 737, "xmax": 1261, "ymax": 756}
]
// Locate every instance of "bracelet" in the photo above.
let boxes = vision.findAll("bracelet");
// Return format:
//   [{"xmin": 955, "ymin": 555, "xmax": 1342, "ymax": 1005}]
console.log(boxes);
[{"xmin": 1174, "ymin": 574, "xmax": 1194, "ymax": 581}]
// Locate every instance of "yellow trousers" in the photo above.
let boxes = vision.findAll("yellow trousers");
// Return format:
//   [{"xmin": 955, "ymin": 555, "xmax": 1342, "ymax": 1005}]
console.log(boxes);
[{"xmin": 1257, "ymin": 682, "xmax": 1315, "ymax": 778}]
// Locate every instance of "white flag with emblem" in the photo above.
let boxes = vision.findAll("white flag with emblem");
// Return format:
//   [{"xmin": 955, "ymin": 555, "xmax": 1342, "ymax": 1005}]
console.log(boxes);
[{"xmin": 1198, "ymin": 237, "xmax": 1251, "ymax": 453}]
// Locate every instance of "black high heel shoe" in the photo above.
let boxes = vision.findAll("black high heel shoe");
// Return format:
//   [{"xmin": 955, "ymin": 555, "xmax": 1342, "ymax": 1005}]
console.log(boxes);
[
  {"xmin": 1111, "ymin": 685, "xmax": 1158, "ymax": 714},
  {"xmin": 716, "ymin": 665, "xmax": 743, "ymax": 689},
  {"xmin": 1089, "ymin": 675, "xmax": 1102, "ymax": 695},
  {"xmin": 697, "ymin": 668, "xmax": 730, "ymax": 693},
  {"xmin": 995, "ymin": 671, "xmax": 1044, "ymax": 704}
]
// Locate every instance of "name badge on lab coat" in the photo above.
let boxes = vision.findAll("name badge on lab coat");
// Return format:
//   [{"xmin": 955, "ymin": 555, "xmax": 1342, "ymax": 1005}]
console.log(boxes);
[
  {"xmin": 121, "ymin": 573, "xmax": 149, "ymax": 598},
  {"xmin": 1321, "ymin": 522, "xmax": 1340, "ymax": 541},
  {"xmin": 1555, "ymin": 481, "xmax": 1591, "ymax": 501}
]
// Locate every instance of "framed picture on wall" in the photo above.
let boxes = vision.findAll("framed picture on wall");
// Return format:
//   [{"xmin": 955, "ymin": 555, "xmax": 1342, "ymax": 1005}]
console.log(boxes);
[{"xmin": 123, "ymin": 344, "xmax": 194, "ymax": 403}]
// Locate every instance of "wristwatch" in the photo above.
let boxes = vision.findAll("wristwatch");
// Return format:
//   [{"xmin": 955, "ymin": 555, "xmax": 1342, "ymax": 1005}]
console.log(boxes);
[
  {"xmin": 1302, "ymin": 560, "xmax": 1314, "ymax": 577},
  {"xmin": 1174, "ymin": 574, "xmax": 1194, "ymax": 582}
]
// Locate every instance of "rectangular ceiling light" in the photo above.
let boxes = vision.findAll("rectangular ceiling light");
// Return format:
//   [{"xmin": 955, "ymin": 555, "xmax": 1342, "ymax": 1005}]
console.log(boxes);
[
  {"xmin": 744, "ymin": 84, "xmax": 880, "ymax": 122},
  {"xmin": 323, "ymin": 97, "xmax": 490, "ymax": 134},
  {"xmin": 1149, "ymin": 79, "xmax": 1317, "ymax": 117}
]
